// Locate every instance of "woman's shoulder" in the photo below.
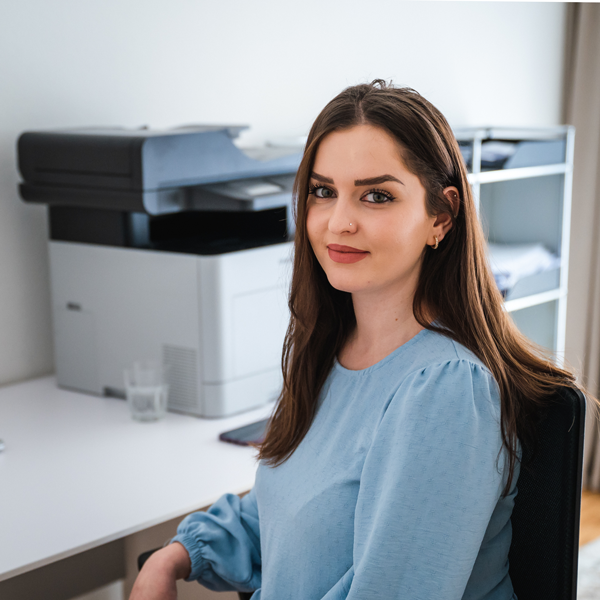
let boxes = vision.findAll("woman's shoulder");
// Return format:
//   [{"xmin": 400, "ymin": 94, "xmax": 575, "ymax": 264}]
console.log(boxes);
[
  {"xmin": 388, "ymin": 329, "xmax": 501, "ymax": 420},
  {"xmin": 330, "ymin": 327, "xmax": 499, "ymax": 417},
  {"xmin": 391, "ymin": 326, "xmax": 491, "ymax": 378}
]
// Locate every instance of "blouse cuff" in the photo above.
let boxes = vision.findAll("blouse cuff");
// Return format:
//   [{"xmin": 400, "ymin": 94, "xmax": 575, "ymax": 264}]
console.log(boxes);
[{"xmin": 171, "ymin": 532, "xmax": 208, "ymax": 582}]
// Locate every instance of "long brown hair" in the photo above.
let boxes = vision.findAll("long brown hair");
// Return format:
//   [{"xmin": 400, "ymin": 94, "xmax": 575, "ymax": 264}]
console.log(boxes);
[{"xmin": 258, "ymin": 80, "xmax": 577, "ymax": 494}]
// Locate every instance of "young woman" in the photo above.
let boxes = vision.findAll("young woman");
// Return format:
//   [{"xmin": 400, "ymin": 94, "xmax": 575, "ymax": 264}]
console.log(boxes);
[{"xmin": 131, "ymin": 81, "xmax": 578, "ymax": 600}]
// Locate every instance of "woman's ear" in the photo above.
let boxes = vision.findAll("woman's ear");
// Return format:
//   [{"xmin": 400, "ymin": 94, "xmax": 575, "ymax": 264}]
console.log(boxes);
[
  {"xmin": 432, "ymin": 211, "xmax": 453, "ymax": 238},
  {"xmin": 431, "ymin": 187, "xmax": 460, "ymax": 244},
  {"xmin": 442, "ymin": 186, "xmax": 460, "ymax": 218}
]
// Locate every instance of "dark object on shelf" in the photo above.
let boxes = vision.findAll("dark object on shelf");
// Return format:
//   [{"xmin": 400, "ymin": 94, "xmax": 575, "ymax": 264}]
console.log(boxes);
[
  {"xmin": 219, "ymin": 418, "xmax": 269, "ymax": 446},
  {"xmin": 477, "ymin": 139, "xmax": 566, "ymax": 171},
  {"xmin": 481, "ymin": 140, "xmax": 517, "ymax": 170},
  {"xmin": 455, "ymin": 129, "xmax": 567, "ymax": 173}
]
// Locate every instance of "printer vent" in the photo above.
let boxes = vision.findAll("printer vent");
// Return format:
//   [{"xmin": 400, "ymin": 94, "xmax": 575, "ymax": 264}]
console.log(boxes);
[{"xmin": 163, "ymin": 345, "xmax": 199, "ymax": 411}]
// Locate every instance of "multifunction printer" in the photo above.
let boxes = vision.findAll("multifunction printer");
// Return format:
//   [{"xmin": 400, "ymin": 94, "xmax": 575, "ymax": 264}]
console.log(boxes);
[{"xmin": 18, "ymin": 125, "xmax": 302, "ymax": 417}]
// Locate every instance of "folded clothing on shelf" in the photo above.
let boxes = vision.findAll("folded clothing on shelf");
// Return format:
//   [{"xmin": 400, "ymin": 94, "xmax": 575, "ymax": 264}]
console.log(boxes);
[
  {"xmin": 481, "ymin": 141, "xmax": 517, "ymax": 170},
  {"xmin": 487, "ymin": 242, "xmax": 561, "ymax": 294}
]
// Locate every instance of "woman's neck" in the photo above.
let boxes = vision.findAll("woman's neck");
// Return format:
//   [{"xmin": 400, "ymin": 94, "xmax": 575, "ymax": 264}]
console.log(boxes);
[{"xmin": 337, "ymin": 285, "xmax": 425, "ymax": 371}]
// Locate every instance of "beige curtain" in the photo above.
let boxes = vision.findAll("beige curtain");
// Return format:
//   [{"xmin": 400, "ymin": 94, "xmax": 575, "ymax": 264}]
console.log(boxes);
[{"xmin": 564, "ymin": 3, "xmax": 600, "ymax": 490}]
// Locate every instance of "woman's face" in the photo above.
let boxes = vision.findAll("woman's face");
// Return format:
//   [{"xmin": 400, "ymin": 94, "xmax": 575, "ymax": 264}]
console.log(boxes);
[{"xmin": 306, "ymin": 124, "xmax": 442, "ymax": 299}]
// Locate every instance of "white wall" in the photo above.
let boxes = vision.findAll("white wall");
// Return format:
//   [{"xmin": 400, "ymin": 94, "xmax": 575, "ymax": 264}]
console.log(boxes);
[{"xmin": 0, "ymin": 0, "xmax": 566, "ymax": 385}]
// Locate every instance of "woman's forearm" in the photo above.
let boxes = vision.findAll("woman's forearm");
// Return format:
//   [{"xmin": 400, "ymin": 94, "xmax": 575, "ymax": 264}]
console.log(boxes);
[
  {"xmin": 146, "ymin": 542, "xmax": 192, "ymax": 580},
  {"xmin": 129, "ymin": 543, "xmax": 191, "ymax": 600}
]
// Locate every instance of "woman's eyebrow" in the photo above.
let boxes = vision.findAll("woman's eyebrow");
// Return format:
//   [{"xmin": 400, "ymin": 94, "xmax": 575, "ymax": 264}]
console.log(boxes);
[
  {"xmin": 354, "ymin": 174, "xmax": 404, "ymax": 186},
  {"xmin": 310, "ymin": 171, "xmax": 334, "ymax": 184}
]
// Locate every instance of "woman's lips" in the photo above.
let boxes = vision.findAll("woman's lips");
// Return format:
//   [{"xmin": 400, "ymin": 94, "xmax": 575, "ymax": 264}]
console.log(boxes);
[{"xmin": 327, "ymin": 244, "xmax": 369, "ymax": 264}]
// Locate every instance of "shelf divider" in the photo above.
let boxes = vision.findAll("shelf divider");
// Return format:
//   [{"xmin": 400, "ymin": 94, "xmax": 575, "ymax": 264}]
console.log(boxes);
[
  {"xmin": 468, "ymin": 163, "xmax": 569, "ymax": 185},
  {"xmin": 503, "ymin": 288, "xmax": 566, "ymax": 313}
]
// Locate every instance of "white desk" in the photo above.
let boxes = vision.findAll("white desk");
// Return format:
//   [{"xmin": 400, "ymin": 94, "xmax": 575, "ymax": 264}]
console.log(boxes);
[{"xmin": 0, "ymin": 376, "xmax": 272, "ymax": 583}]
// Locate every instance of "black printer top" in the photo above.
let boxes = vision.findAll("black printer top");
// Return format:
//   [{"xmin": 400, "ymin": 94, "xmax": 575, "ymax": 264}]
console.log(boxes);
[{"xmin": 17, "ymin": 125, "xmax": 302, "ymax": 215}]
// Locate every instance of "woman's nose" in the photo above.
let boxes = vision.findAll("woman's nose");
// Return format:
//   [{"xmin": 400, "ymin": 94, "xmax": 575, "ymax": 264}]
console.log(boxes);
[{"xmin": 328, "ymin": 197, "xmax": 358, "ymax": 235}]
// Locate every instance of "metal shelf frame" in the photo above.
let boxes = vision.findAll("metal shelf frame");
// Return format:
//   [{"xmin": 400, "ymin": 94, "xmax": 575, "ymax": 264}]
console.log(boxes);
[
  {"xmin": 455, "ymin": 126, "xmax": 575, "ymax": 356},
  {"xmin": 468, "ymin": 163, "xmax": 569, "ymax": 185}
]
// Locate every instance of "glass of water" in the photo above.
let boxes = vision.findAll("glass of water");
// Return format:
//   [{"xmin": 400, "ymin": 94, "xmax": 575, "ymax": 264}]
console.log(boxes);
[{"xmin": 124, "ymin": 360, "xmax": 168, "ymax": 422}]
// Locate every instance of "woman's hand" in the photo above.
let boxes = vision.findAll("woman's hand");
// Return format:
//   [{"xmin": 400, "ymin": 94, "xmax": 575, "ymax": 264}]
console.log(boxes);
[{"xmin": 129, "ymin": 542, "xmax": 192, "ymax": 600}]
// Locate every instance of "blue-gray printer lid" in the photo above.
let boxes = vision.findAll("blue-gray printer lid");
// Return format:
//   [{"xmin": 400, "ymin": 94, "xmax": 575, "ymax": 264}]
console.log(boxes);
[{"xmin": 18, "ymin": 125, "xmax": 303, "ymax": 215}]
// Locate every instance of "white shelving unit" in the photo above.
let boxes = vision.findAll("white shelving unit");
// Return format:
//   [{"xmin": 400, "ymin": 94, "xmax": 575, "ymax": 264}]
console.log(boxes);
[{"xmin": 453, "ymin": 126, "xmax": 575, "ymax": 358}]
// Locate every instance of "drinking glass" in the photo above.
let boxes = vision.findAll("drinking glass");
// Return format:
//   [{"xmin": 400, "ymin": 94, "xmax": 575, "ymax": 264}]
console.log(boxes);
[{"xmin": 124, "ymin": 360, "xmax": 168, "ymax": 422}]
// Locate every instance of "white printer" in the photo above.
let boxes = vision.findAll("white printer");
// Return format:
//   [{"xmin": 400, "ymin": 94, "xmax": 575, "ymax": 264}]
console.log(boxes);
[{"xmin": 18, "ymin": 125, "xmax": 301, "ymax": 417}]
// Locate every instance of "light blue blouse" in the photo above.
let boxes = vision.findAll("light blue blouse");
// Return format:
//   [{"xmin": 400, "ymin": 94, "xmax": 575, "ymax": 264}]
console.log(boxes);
[{"xmin": 172, "ymin": 328, "xmax": 519, "ymax": 599}]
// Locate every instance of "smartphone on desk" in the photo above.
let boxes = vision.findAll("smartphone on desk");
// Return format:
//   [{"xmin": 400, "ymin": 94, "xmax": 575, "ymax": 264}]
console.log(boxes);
[{"xmin": 219, "ymin": 418, "xmax": 269, "ymax": 446}]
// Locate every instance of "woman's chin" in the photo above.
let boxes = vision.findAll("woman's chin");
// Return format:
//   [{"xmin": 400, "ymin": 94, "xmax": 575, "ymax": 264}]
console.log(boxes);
[{"xmin": 325, "ymin": 273, "xmax": 370, "ymax": 294}]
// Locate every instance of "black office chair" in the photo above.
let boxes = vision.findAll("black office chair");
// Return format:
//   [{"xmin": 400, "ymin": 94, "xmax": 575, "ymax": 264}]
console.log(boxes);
[
  {"xmin": 139, "ymin": 386, "xmax": 585, "ymax": 600},
  {"xmin": 508, "ymin": 384, "xmax": 586, "ymax": 600}
]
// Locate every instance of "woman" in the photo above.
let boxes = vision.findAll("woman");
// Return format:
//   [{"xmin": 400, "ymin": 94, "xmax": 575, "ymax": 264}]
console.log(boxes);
[{"xmin": 131, "ymin": 81, "xmax": 578, "ymax": 599}]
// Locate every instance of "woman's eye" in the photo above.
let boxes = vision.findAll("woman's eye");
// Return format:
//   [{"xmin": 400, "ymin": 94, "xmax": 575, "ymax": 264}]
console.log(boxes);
[
  {"xmin": 311, "ymin": 186, "xmax": 334, "ymax": 199},
  {"xmin": 363, "ymin": 191, "xmax": 393, "ymax": 204}
]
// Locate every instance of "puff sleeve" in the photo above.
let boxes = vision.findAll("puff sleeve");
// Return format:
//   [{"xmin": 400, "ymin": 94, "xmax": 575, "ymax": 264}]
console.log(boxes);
[
  {"xmin": 171, "ymin": 488, "xmax": 261, "ymax": 593},
  {"xmin": 344, "ymin": 359, "xmax": 512, "ymax": 600}
]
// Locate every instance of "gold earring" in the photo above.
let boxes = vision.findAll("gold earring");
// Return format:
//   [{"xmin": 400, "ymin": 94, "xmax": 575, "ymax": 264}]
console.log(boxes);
[{"xmin": 433, "ymin": 236, "xmax": 439, "ymax": 250}]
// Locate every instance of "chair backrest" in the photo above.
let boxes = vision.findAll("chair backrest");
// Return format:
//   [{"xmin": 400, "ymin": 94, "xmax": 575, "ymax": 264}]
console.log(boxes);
[{"xmin": 508, "ymin": 385, "xmax": 586, "ymax": 600}]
